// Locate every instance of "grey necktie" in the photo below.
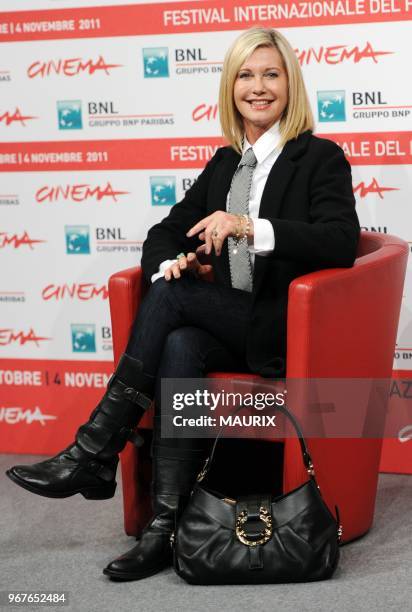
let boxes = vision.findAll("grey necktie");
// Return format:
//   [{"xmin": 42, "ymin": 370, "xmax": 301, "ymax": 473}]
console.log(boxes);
[{"xmin": 228, "ymin": 147, "xmax": 257, "ymax": 292}]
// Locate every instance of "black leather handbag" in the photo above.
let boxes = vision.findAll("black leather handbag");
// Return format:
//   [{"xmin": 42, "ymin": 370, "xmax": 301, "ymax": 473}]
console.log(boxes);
[{"xmin": 172, "ymin": 404, "xmax": 342, "ymax": 585}]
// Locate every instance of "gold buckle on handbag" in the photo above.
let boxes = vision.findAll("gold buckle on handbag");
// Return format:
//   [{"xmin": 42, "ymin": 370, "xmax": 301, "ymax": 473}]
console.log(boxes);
[{"xmin": 235, "ymin": 506, "xmax": 273, "ymax": 547}]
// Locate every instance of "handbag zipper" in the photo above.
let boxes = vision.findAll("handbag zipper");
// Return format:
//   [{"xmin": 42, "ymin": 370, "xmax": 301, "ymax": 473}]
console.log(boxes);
[{"xmin": 169, "ymin": 531, "xmax": 175, "ymax": 547}]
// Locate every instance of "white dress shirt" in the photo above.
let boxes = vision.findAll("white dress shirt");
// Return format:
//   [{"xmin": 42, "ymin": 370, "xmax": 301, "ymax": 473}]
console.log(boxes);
[{"xmin": 151, "ymin": 120, "xmax": 284, "ymax": 282}]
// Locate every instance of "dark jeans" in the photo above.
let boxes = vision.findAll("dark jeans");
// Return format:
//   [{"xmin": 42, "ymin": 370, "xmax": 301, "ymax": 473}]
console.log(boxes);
[{"xmin": 125, "ymin": 274, "xmax": 253, "ymax": 458}]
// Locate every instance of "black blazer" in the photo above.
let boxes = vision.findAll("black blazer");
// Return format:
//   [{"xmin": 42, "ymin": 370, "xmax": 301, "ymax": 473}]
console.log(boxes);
[{"xmin": 141, "ymin": 130, "xmax": 360, "ymax": 377}]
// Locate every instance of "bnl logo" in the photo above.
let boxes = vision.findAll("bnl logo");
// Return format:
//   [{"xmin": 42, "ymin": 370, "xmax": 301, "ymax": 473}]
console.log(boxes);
[
  {"xmin": 65, "ymin": 225, "xmax": 90, "ymax": 254},
  {"xmin": 150, "ymin": 177, "xmax": 176, "ymax": 205},
  {"xmin": 57, "ymin": 100, "xmax": 83, "ymax": 129},
  {"xmin": 71, "ymin": 324, "xmax": 96, "ymax": 353},
  {"xmin": 143, "ymin": 48, "xmax": 169, "ymax": 78},
  {"xmin": 317, "ymin": 91, "xmax": 346, "ymax": 122}
]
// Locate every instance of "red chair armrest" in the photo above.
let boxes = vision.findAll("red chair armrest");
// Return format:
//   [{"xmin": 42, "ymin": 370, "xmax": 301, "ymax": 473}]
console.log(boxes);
[{"xmin": 108, "ymin": 267, "xmax": 146, "ymax": 368}]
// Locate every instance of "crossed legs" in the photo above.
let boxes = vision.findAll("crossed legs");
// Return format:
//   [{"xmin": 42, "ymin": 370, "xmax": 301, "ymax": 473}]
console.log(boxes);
[{"xmin": 103, "ymin": 275, "xmax": 253, "ymax": 580}]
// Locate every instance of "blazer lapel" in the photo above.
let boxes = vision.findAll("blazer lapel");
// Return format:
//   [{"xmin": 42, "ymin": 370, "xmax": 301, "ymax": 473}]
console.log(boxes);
[
  {"xmin": 258, "ymin": 130, "xmax": 312, "ymax": 220},
  {"xmin": 252, "ymin": 130, "xmax": 312, "ymax": 294},
  {"xmin": 208, "ymin": 147, "xmax": 240, "ymax": 286},
  {"xmin": 210, "ymin": 147, "xmax": 240, "ymax": 213}
]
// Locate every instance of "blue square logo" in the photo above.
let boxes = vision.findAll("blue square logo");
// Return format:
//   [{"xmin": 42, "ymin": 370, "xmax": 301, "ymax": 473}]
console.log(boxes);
[
  {"xmin": 143, "ymin": 48, "xmax": 169, "ymax": 78},
  {"xmin": 317, "ymin": 91, "xmax": 346, "ymax": 122},
  {"xmin": 65, "ymin": 225, "xmax": 90, "ymax": 254},
  {"xmin": 150, "ymin": 176, "xmax": 176, "ymax": 206},
  {"xmin": 57, "ymin": 100, "xmax": 83, "ymax": 130},
  {"xmin": 71, "ymin": 324, "xmax": 96, "ymax": 353}
]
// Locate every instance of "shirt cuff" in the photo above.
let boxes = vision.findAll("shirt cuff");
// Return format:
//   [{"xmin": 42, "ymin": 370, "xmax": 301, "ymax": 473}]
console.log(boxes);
[
  {"xmin": 249, "ymin": 217, "xmax": 275, "ymax": 255},
  {"xmin": 151, "ymin": 259, "xmax": 178, "ymax": 283}
]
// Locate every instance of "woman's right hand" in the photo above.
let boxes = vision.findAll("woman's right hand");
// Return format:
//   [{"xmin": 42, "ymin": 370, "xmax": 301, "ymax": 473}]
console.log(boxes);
[{"xmin": 164, "ymin": 251, "xmax": 213, "ymax": 281}]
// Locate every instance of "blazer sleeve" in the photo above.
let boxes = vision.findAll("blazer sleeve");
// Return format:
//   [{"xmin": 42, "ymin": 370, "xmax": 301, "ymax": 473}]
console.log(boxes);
[
  {"xmin": 141, "ymin": 147, "xmax": 224, "ymax": 283},
  {"xmin": 266, "ymin": 140, "xmax": 360, "ymax": 268}
]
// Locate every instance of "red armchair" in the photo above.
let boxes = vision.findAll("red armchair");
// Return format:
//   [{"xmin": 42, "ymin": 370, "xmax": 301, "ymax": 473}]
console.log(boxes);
[{"xmin": 108, "ymin": 232, "xmax": 408, "ymax": 543}]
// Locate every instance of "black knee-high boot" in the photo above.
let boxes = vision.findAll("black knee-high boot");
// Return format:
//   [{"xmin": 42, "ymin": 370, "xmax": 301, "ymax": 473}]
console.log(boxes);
[
  {"xmin": 103, "ymin": 446, "xmax": 205, "ymax": 581},
  {"xmin": 6, "ymin": 354, "xmax": 154, "ymax": 500}
]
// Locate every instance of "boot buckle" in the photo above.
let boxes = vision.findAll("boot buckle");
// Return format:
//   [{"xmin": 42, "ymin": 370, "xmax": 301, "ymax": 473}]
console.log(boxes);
[
  {"xmin": 87, "ymin": 460, "xmax": 100, "ymax": 473},
  {"xmin": 124, "ymin": 428, "xmax": 145, "ymax": 448},
  {"xmin": 123, "ymin": 387, "xmax": 152, "ymax": 411}
]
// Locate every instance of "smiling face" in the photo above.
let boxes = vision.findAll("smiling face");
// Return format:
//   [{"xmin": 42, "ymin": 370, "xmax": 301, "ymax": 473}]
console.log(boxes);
[{"xmin": 233, "ymin": 45, "xmax": 289, "ymax": 144}]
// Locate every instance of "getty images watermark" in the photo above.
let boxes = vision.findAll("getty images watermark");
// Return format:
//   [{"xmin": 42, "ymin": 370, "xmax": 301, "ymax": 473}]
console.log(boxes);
[
  {"xmin": 160, "ymin": 377, "xmax": 412, "ymax": 440},
  {"xmin": 172, "ymin": 387, "xmax": 286, "ymax": 428}
]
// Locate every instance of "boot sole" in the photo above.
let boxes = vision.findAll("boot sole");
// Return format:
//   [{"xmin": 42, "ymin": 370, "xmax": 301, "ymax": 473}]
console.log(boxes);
[
  {"xmin": 102, "ymin": 560, "xmax": 172, "ymax": 582},
  {"xmin": 5, "ymin": 469, "xmax": 116, "ymax": 500}
]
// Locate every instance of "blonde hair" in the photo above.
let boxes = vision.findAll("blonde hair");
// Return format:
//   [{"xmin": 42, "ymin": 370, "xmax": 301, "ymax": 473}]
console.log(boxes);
[{"xmin": 219, "ymin": 28, "xmax": 314, "ymax": 153}]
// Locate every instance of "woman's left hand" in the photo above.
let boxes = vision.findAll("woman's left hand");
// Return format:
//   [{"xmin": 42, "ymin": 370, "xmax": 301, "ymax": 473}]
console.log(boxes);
[{"xmin": 186, "ymin": 211, "xmax": 248, "ymax": 256}]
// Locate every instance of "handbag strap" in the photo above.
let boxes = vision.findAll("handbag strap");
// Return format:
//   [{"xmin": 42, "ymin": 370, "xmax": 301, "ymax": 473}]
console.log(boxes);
[{"xmin": 197, "ymin": 400, "xmax": 317, "ymax": 485}]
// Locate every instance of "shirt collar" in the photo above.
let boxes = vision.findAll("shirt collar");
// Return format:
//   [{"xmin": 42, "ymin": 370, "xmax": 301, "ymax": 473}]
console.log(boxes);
[{"xmin": 242, "ymin": 120, "xmax": 282, "ymax": 164}]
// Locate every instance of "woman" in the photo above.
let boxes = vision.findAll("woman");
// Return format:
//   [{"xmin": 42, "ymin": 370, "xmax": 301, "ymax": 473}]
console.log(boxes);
[{"xmin": 6, "ymin": 28, "xmax": 360, "ymax": 581}]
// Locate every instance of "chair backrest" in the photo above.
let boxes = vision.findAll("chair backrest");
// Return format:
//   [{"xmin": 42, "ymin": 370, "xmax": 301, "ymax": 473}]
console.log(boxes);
[{"xmin": 286, "ymin": 232, "xmax": 409, "ymax": 378}]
